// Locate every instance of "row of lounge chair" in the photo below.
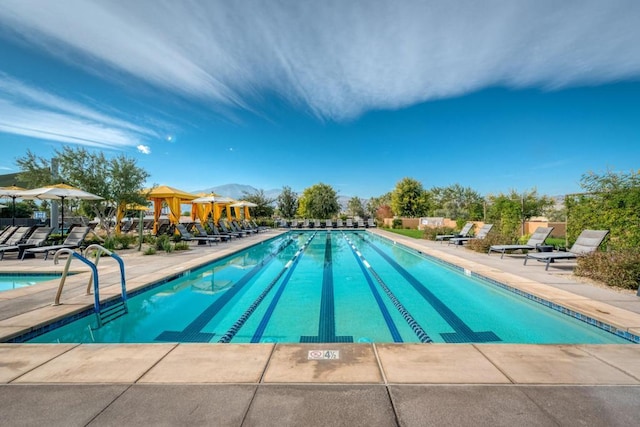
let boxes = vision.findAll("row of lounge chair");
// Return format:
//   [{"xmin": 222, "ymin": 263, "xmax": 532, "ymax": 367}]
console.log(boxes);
[
  {"xmin": 0, "ymin": 225, "xmax": 91, "ymax": 260},
  {"xmin": 281, "ymin": 218, "xmax": 376, "ymax": 228},
  {"xmin": 438, "ymin": 223, "xmax": 609, "ymax": 271}
]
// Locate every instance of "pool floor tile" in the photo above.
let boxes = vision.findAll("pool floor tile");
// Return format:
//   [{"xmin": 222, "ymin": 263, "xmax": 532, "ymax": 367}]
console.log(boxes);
[
  {"xmin": 0, "ymin": 343, "xmax": 77, "ymax": 383},
  {"xmin": 376, "ymin": 343, "xmax": 511, "ymax": 384},
  {"xmin": 139, "ymin": 343, "xmax": 273, "ymax": 383},
  {"xmin": 262, "ymin": 343, "xmax": 382, "ymax": 383},
  {"xmin": 13, "ymin": 343, "xmax": 177, "ymax": 383},
  {"xmin": 476, "ymin": 344, "xmax": 640, "ymax": 384}
]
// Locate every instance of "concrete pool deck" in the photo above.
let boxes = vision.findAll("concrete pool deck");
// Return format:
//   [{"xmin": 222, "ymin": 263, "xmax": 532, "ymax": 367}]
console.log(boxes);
[{"xmin": 1, "ymin": 227, "xmax": 639, "ymax": 426}]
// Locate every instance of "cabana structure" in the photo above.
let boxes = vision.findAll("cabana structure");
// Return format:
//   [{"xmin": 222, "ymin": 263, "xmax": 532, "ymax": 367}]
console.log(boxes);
[{"xmin": 145, "ymin": 185, "xmax": 196, "ymax": 234}]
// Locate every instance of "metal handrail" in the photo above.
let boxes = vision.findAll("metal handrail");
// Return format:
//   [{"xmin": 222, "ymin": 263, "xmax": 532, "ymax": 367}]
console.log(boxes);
[
  {"xmin": 53, "ymin": 249, "xmax": 99, "ymax": 313},
  {"xmin": 83, "ymin": 244, "xmax": 128, "ymax": 305},
  {"xmin": 53, "ymin": 245, "xmax": 128, "ymax": 328}
]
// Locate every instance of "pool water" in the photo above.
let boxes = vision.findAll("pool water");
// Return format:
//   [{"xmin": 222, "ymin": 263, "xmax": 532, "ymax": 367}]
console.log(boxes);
[
  {"xmin": 27, "ymin": 231, "xmax": 631, "ymax": 344},
  {"xmin": 0, "ymin": 274, "xmax": 61, "ymax": 292}
]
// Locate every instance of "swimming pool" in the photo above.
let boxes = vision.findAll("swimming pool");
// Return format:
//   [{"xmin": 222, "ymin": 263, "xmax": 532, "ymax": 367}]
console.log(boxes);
[
  {"xmin": 0, "ymin": 273, "xmax": 62, "ymax": 292},
  {"xmin": 25, "ymin": 230, "xmax": 633, "ymax": 344}
]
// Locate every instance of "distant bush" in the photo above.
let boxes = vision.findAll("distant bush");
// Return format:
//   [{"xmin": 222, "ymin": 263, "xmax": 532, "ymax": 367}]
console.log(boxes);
[
  {"xmin": 575, "ymin": 249, "xmax": 640, "ymax": 290},
  {"xmin": 392, "ymin": 218, "xmax": 402, "ymax": 229},
  {"xmin": 466, "ymin": 233, "xmax": 502, "ymax": 253},
  {"xmin": 423, "ymin": 226, "xmax": 454, "ymax": 241}
]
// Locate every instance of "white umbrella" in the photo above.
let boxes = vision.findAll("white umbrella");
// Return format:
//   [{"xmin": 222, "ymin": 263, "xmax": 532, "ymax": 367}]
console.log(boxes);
[
  {"xmin": 0, "ymin": 204, "xmax": 7, "ymax": 209},
  {"xmin": 191, "ymin": 194, "xmax": 233, "ymax": 223},
  {"xmin": 0, "ymin": 185, "xmax": 27, "ymax": 226},
  {"xmin": 19, "ymin": 183, "xmax": 103, "ymax": 236}
]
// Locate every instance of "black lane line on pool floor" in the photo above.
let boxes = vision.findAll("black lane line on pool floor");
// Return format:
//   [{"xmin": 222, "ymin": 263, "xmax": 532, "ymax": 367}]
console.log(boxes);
[
  {"xmin": 343, "ymin": 233, "xmax": 429, "ymax": 343},
  {"xmin": 246, "ymin": 232, "xmax": 317, "ymax": 343},
  {"xmin": 300, "ymin": 231, "xmax": 354, "ymax": 343},
  {"xmin": 356, "ymin": 234, "xmax": 501, "ymax": 343},
  {"xmin": 155, "ymin": 238, "xmax": 296, "ymax": 342}
]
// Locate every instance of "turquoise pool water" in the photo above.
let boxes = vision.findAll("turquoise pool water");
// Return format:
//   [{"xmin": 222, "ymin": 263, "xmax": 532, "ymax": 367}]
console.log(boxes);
[
  {"xmin": 0, "ymin": 273, "xmax": 61, "ymax": 292},
  {"xmin": 26, "ymin": 231, "xmax": 632, "ymax": 344}
]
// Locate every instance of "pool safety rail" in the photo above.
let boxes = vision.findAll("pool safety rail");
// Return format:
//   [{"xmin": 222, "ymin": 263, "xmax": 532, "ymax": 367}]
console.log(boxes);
[{"xmin": 53, "ymin": 244, "xmax": 128, "ymax": 328}]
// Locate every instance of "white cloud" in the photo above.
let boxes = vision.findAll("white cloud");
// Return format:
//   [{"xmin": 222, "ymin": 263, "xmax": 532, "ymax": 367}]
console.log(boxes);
[
  {"xmin": 137, "ymin": 145, "xmax": 151, "ymax": 154},
  {"xmin": 0, "ymin": 75, "xmax": 162, "ymax": 150},
  {"xmin": 1, "ymin": 0, "xmax": 639, "ymax": 121}
]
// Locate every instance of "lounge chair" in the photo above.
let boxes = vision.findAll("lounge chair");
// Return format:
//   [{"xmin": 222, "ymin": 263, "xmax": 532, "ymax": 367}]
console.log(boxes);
[
  {"xmin": 251, "ymin": 220, "xmax": 268, "ymax": 231},
  {"xmin": 336, "ymin": 219, "xmax": 344, "ymax": 228},
  {"xmin": 0, "ymin": 227, "xmax": 53, "ymax": 260},
  {"xmin": 488, "ymin": 227, "xmax": 554, "ymax": 259},
  {"xmin": 0, "ymin": 226, "xmax": 18, "ymax": 244},
  {"xmin": 302, "ymin": 219, "xmax": 310, "ymax": 228},
  {"xmin": 175, "ymin": 224, "xmax": 222, "ymax": 245},
  {"xmin": 524, "ymin": 229, "xmax": 609, "ymax": 271},
  {"xmin": 290, "ymin": 220, "xmax": 299, "ymax": 228},
  {"xmin": 356, "ymin": 219, "xmax": 365, "ymax": 228},
  {"xmin": 23, "ymin": 226, "xmax": 91, "ymax": 260},
  {"xmin": 367, "ymin": 218, "xmax": 376, "ymax": 228},
  {"xmin": 436, "ymin": 222, "xmax": 473, "ymax": 243},
  {"xmin": 325, "ymin": 219, "xmax": 333, "ymax": 228},
  {"xmin": 219, "ymin": 220, "xmax": 245, "ymax": 237},
  {"xmin": 345, "ymin": 219, "xmax": 354, "ymax": 228},
  {"xmin": 314, "ymin": 219, "xmax": 322, "ymax": 228},
  {"xmin": 0, "ymin": 226, "xmax": 32, "ymax": 248},
  {"xmin": 192, "ymin": 223, "xmax": 230, "ymax": 242},
  {"xmin": 449, "ymin": 224, "xmax": 494, "ymax": 245}
]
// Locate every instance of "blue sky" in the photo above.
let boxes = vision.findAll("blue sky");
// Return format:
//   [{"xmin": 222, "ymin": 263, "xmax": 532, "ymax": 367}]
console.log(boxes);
[{"xmin": 0, "ymin": 0, "xmax": 639, "ymax": 199}]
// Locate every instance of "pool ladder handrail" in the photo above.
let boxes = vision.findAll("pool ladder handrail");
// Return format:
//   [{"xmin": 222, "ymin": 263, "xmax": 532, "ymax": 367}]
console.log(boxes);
[{"xmin": 53, "ymin": 245, "xmax": 128, "ymax": 328}]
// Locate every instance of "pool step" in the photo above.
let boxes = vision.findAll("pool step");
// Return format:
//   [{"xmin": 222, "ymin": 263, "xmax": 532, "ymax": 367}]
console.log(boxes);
[{"xmin": 96, "ymin": 300, "xmax": 128, "ymax": 327}]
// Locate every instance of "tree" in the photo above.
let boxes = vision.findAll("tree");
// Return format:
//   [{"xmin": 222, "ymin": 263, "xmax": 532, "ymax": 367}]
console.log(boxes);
[
  {"xmin": 566, "ymin": 169, "xmax": 640, "ymax": 248},
  {"xmin": 16, "ymin": 146, "xmax": 149, "ymax": 235},
  {"xmin": 366, "ymin": 192, "xmax": 391, "ymax": 219},
  {"xmin": 297, "ymin": 183, "xmax": 340, "ymax": 219},
  {"xmin": 486, "ymin": 189, "xmax": 552, "ymax": 242},
  {"xmin": 390, "ymin": 177, "xmax": 430, "ymax": 217},
  {"xmin": 430, "ymin": 184, "xmax": 484, "ymax": 220},
  {"xmin": 277, "ymin": 186, "xmax": 298, "ymax": 218},
  {"xmin": 347, "ymin": 196, "xmax": 365, "ymax": 218},
  {"xmin": 242, "ymin": 189, "xmax": 275, "ymax": 218}
]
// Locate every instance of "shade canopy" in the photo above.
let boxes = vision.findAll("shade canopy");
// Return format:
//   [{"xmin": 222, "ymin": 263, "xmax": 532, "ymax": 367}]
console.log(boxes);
[
  {"xmin": 19, "ymin": 183, "xmax": 103, "ymax": 235},
  {"xmin": 191, "ymin": 194, "xmax": 234, "ymax": 224},
  {"xmin": 145, "ymin": 185, "xmax": 197, "ymax": 233},
  {"xmin": 0, "ymin": 185, "xmax": 26, "ymax": 226},
  {"xmin": 229, "ymin": 200, "xmax": 258, "ymax": 220}
]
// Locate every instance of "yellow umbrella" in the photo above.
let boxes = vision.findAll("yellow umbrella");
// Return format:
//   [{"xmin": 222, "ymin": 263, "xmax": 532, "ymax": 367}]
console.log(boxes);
[{"xmin": 145, "ymin": 185, "xmax": 196, "ymax": 233}]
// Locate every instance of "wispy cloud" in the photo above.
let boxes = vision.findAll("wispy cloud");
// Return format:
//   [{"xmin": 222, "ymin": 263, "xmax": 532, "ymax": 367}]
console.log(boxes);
[
  {"xmin": 137, "ymin": 145, "xmax": 151, "ymax": 154},
  {"xmin": 0, "ymin": 74, "xmax": 162, "ymax": 150},
  {"xmin": 1, "ymin": 0, "xmax": 639, "ymax": 121}
]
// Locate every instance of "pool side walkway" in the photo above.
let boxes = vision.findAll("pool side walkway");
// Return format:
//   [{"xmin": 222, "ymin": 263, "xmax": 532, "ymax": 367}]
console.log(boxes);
[{"xmin": 1, "ymin": 228, "xmax": 639, "ymax": 426}]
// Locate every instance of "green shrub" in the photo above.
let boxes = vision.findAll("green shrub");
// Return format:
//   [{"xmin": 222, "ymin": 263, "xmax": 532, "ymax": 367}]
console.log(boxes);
[
  {"xmin": 466, "ymin": 233, "xmax": 502, "ymax": 253},
  {"xmin": 117, "ymin": 234, "xmax": 136, "ymax": 249},
  {"xmin": 174, "ymin": 242, "xmax": 190, "ymax": 251},
  {"xmin": 155, "ymin": 235, "xmax": 173, "ymax": 252},
  {"xmin": 423, "ymin": 226, "xmax": 455, "ymax": 241},
  {"xmin": 102, "ymin": 236, "xmax": 117, "ymax": 250},
  {"xmin": 575, "ymin": 249, "xmax": 640, "ymax": 290},
  {"xmin": 392, "ymin": 218, "xmax": 402, "ymax": 229},
  {"xmin": 143, "ymin": 247, "xmax": 157, "ymax": 255}
]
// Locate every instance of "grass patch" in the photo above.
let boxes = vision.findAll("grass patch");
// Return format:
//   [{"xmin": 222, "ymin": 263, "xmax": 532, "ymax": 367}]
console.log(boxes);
[{"xmin": 383, "ymin": 228, "xmax": 424, "ymax": 239}]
